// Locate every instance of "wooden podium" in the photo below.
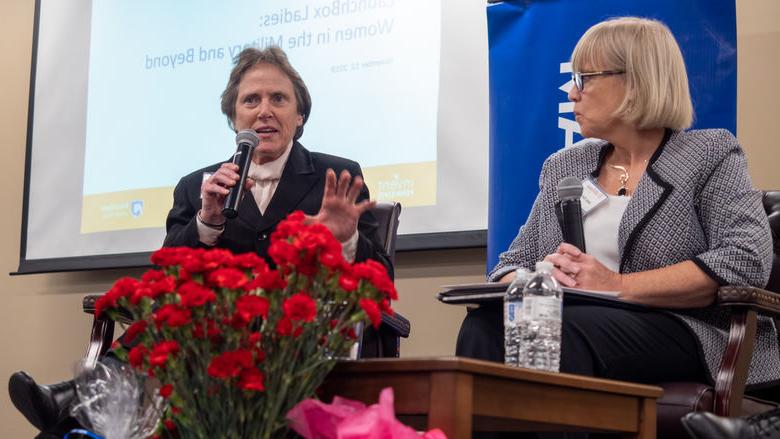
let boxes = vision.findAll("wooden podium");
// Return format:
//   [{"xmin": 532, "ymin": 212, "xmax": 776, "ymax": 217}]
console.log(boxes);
[{"xmin": 320, "ymin": 357, "xmax": 662, "ymax": 438}]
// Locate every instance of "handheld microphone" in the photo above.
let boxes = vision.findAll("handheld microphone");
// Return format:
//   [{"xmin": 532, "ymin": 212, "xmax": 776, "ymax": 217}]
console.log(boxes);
[
  {"xmin": 222, "ymin": 129, "xmax": 259, "ymax": 219},
  {"xmin": 557, "ymin": 177, "xmax": 586, "ymax": 252}
]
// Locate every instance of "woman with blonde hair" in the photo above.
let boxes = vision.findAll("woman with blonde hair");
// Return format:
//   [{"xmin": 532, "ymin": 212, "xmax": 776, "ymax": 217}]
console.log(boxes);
[{"xmin": 457, "ymin": 15, "xmax": 776, "ymax": 426}]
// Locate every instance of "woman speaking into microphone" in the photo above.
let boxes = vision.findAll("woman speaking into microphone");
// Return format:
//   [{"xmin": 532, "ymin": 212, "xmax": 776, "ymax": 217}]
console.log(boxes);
[
  {"xmin": 8, "ymin": 46, "xmax": 394, "ymax": 437},
  {"xmin": 457, "ymin": 16, "xmax": 776, "ymax": 397}
]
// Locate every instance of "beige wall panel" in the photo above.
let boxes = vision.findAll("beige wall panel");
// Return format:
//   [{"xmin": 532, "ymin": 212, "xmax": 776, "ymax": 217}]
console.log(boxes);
[
  {"xmin": 736, "ymin": 30, "xmax": 780, "ymax": 188},
  {"xmin": 1, "ymin": 0, "xmax": 777, "ymax": 435},
  {"xmin": 394, "ymin": 248, "xmax": 485, "ymax": 357}
]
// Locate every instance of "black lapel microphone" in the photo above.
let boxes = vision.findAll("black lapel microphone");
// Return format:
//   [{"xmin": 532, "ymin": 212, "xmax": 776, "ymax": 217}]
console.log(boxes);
[
  {"xmin": 222, "ymin": 129, "xmax": 260, "ymax": 219},
  {"xmin": 557, "ymin": 176, "xmax": 586, "ymax": 252}
]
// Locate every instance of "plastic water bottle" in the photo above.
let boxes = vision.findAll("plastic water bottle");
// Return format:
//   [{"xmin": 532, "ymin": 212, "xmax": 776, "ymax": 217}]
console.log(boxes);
[
  {"xmin": 518, "ymin": 261, "xmax": 563, "ymax": 372},
  {"xmin": 504, "ymin": 267, "xmax": 532, "ymax": 367}
]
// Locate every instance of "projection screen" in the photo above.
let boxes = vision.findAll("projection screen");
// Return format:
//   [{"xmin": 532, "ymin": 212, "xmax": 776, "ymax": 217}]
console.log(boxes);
[{"xmin": 18, "ymin": 0, "xmax": 489, "ymax": 273}]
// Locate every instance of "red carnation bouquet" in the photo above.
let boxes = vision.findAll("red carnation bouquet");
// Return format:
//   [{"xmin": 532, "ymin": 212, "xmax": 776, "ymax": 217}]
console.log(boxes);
[{"xmin": 94, "ymin": 211, "xmax": 396, "ymax": 439}]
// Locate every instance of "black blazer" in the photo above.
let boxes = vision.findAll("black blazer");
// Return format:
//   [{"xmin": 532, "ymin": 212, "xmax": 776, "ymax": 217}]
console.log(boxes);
[{"xmin": 163, "ymin": 141, "xmax": 393, "ymax": 278}]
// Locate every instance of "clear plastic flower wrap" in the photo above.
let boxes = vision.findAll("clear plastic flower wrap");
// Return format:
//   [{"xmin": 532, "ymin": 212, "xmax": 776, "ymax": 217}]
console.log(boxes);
[{"xmin": 70, "ymin": 360, "xmax": 164, "ymax": 439}]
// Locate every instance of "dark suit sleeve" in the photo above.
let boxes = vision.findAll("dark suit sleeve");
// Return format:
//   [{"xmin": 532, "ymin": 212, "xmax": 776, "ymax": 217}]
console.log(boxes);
[
  {"xmin": 163, "ymin": 175, "xmax": 211, "ymax": 249},
  {"xmin": 350, "ymin": 163, "xmax": 394, "ymax": 280}
]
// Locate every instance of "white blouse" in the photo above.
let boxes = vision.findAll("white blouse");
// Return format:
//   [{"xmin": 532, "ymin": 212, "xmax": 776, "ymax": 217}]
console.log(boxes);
[{"xmin": 583, "ymin": 195, "xmax": 631, "ymax": 272}]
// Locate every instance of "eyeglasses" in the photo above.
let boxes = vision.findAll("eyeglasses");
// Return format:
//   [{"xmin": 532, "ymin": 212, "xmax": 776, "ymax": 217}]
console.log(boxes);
[{"xmin": 571, "ymin": 70, "xmax": 625, "ymax": 92}]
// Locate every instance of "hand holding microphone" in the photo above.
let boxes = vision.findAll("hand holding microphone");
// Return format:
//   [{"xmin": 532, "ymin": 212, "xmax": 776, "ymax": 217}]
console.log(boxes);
[
  {"xmin": 222, "ymin": 130, "xmax": 260, "ymax": 218},
  {"xmin": 557, "ymin": 176, "xmax": 586, "ymax": 252},
  {"xmin": 545, "ymin": 177, "xmax": 621, "ymax": 290},
  {"xmin": 543, "ymin": 177, "xmax": 586, "ymax": 287},
  {"xmin": 199, "ymin": 130, "xmax": 259, "ymax": 224}
]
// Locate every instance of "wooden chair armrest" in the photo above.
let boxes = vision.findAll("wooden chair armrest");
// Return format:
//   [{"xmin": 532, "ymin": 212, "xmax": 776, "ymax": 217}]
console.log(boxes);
[
  {"xmin": 83, "ymin": 294, "xmax": 133, "ymax": 324},
  {"xmin": 711, "ymin": 285, "xmax": 780, "ymax": 416},
  {"xmin": 381, "ymin": 312, "xmax": 411, "ymax": 338},
  {"xmin": 82, "ymin": 294, "xmax": 116, "ymax": 369},
  {"xmin": 83, "ymin": 294, "xmax": 99, "ymax": 314},
  {"xmin": 717, "ymin": 285, "xmax": 780, "ymax": 317}
]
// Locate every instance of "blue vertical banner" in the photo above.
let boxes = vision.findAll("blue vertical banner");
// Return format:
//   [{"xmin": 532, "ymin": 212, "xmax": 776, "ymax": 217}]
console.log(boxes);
[{"xmin": 486, "ymin": 0, "xmax": 736, "ymax": 270}]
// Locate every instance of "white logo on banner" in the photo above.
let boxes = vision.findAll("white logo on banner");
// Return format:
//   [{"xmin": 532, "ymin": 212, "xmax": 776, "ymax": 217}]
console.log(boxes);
[{"xmin": 558, "ymin": 62, "xmax": 581, "ymax": 148}]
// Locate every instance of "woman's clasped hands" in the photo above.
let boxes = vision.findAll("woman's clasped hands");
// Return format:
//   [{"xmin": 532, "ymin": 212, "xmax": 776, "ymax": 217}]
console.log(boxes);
[{"xmin": 544, "ymin": 242, "xmax": 623, "ymax": 291}]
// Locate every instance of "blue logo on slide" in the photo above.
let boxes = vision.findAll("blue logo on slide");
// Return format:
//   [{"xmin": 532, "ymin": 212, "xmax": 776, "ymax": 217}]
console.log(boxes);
[{"xmin": 130, "ymin": 200, "xmax": 144, "ymax": 218}]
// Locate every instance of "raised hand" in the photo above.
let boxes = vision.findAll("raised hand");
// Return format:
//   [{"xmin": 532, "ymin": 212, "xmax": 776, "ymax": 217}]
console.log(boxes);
[{"xmin": 306, "ymin": 169, "xmax": 375, "ymax": 242}]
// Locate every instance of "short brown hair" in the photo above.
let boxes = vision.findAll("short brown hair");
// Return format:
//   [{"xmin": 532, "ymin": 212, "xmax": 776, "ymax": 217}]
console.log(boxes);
[
  {"xmin": 571, "ymin": 17, "xmax": 693, "ymax": 130},
  {"xmin": 221, "ymin": 46, "xmax": 312, "ymax": 139}
]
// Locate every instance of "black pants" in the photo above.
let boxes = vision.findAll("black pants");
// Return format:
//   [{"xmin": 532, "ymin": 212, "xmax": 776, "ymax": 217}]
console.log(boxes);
[{"xmin": 456, "ymin": 303, "xmax": 707, "ymax": 437}]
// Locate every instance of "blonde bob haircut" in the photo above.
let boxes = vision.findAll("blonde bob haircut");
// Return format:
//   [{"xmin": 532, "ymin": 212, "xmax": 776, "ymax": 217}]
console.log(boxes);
[{"xmin": 571, "ymin": 17, "xmax": 693, "ymax": 130}]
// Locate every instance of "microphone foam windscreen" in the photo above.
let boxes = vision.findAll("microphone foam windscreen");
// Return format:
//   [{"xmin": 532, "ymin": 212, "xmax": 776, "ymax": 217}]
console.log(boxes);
[
  {"xmin": 557, "ymin": 176, "xmax": 583, "ymax": 200},
  {"xmin": 235, "ymin": 129, "xmax": 260, "ymax": 147}
]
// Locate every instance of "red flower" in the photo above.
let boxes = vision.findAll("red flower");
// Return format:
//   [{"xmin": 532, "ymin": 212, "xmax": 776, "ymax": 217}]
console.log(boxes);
[
  {"xmin": 271, "ymin": 223, "xmax": 342, "ymax": 276},
  {"xmin": 129, "ymin": 286, "xmax": 153, "ymax": 305},
  {"xmin": 338, "ymin": 274, "xmax": 358, "ymax": 292},
  {"xmin": 243, "ymin": 269, "xmax": 287, "ymax": 291},
  {"xmin": 352, "ymin": 260, "xmax": 397, "ymax": 300},
  {"xmin": 283, "ymin": 292, "xmax": 317, "ymax": 322},
  {"xmin": 238, "ymin": 367, "xmax": 265, "ymax": 392},
  {"xmin": 154, "ymin": 304, "xmax": 192, "ymax": 328},
  {"xmin": 359, "ymin": 298, "xmax": 382, "ymax": 329},
  {"xmin": 179, "ymin": 248, "xmax": 207, "ymax": 273},
  {"xmin": 379, "ymin": 298, "xmax": 394, "ymax": 316},
  {"xmin": 192, "ymin": 319, "xmax": 221, "ymax": 340},
  {"xmin": 178, "ymin": 281, "xmax": 217, "ymax": 308},
  {"xmin": 95, "ymin": 277, "xmax": 140, "ymax": 316},
  {"xmin": 207, "ymin": 267, "xmax": 248, "ymax": 289},
  {"xmin": 135, "ymin": 270, "xmax": 176, "ymax": 301},
  {"xmin": 207, "ymin": 349, "xmax": 253, "ymax": 379},
  {"xmin": 271, "ymin": 211, "xmax": 306, "ymax": 241},
  {"xmin": 159, "ymin": 384, "xmax": 174, "ymax": 399},
  {"xmin": 276, "ymin": 316, "xmax": 303, "ymax": 338},
  {"xmin": 319, "ymin": 249, "xmax": 346, "ymax": 270},
  {"xmin": 232, "ymin": 295, "xmax": 270, "ymax": 327},
  {"xmin": 94, "ymin": 295, "xmax": 113, "ymax": 318},
  {"xmin": 149, "ymin": 341, "xmax": 179, "ymax": 368},
  {"xmin": 201, "ymin": 248, "xmax": 235, "ymax": 271},
  {"xmin": 150, "ymin": 247, "xmax": 192, "ymax": 267},
  {"xmin": 97, "ymin": 214, "xmax": 407, "ymax": 431},
  {"xmin": 128, "ymin": 345, "xmax": 148, "ymax": 368},
  {"xmin": 148, "ymin": 276, "xmax": 176, "ymax": 297},
  {"xmin": 164, "ymin": 419, "xmax": 176, "ymax": 431},
  {"xmin": 232, "ymin": 252, "xmax": 268, "ymax": 271},
  {"xmin": 268, "ymin": 239, "xmax": 301, "ymax": 267},
  {"xmin": 341, "ymin": 325, "xmax": 357, "ymax": 340},
  {"xmin": 247, "ymin": 332, "xmax": 262, "ymax": 345},
  {"xmin": 141, "ymin": 269, "xmax": 167, "ymax": 283},
  {"xmin": 124, "ymin": 320, "xmax": 148, "ymax": 344}
]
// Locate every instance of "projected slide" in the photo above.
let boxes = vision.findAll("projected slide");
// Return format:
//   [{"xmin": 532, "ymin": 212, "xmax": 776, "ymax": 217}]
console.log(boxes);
[{"xmin": 80, "ymin": 0, "xmax": 441, "ymax": 233}]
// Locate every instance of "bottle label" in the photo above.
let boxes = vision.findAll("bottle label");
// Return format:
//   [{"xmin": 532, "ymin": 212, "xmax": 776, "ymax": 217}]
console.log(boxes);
[
  {"xmin": 504, "ymin": 301, "xmax": 521, "ymax": 326},
  {"xmin": 522, "ymin": 296, "xmax": 561, "ymax": 321}
]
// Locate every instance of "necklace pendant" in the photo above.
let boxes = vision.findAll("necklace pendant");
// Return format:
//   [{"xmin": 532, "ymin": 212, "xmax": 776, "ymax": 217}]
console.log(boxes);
[{"xmin": 618, "ymin": 187, "xmax": 627, "ymax": 196}]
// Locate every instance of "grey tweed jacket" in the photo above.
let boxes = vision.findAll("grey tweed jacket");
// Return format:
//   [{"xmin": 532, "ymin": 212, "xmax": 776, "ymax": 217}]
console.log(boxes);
[{"xmin": 490, "ymin": 129, "xmax": 778, "ymax": 386}]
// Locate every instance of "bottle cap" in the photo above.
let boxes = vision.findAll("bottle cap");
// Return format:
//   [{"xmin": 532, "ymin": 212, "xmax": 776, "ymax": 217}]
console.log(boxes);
[{"xmin": 535, "ymin": 261, "xmax": 554, "ymax": 273}]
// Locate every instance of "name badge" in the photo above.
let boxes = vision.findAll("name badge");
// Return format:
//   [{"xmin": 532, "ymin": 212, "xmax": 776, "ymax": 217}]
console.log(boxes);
[{"xmin": 580, "ymin": 177, "xmax": 608, "ymax": 216}]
